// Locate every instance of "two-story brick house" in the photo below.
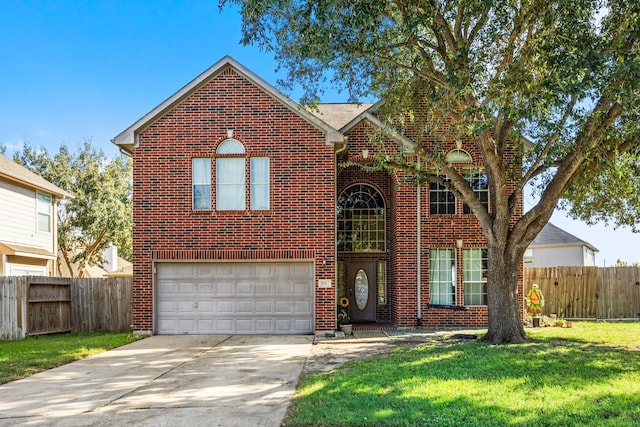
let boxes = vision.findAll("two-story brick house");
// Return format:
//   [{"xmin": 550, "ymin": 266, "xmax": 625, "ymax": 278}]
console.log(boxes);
[{"xmin": 114, "ymin": 56, "xmax": 521, "ymax": 335}]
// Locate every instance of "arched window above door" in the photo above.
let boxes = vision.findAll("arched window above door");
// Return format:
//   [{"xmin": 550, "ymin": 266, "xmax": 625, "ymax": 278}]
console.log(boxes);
[{"xmin": 337, "ymin": 184, "xmax": 386, "ymax": 252}]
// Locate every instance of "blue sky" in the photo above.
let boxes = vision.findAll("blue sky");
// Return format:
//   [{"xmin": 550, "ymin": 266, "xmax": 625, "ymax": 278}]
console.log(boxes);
[{"xmin": 1, "ymin": 1, "xmax": 637, "ymax": 265}]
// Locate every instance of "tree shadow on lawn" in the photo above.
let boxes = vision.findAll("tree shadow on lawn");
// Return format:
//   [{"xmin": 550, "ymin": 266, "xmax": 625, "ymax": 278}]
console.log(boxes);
[{"xmin": 285, "ymin": 337, "xmax": 640, "ymax": 427}]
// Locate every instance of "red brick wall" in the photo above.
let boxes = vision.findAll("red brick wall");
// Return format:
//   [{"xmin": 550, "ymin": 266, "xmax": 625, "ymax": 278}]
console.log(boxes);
[
  {"xmin": 130, "ymin": 66, "xmax": 336, "ymax": 332},
  {"xmin": 339, "ymin": 119, "xmax": 524, "ymax": 328}
]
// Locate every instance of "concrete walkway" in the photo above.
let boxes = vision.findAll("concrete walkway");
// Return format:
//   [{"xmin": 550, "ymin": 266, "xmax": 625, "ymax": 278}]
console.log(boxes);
[{"xmin": 0, "ymin": 335, "xmax": 313, "ymax": 427}]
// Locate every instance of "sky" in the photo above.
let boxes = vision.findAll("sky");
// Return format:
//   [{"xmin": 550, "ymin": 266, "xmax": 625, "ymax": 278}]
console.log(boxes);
[{"xmin": 1, "ymin": 1, "xmax": 638, "ymax": 266}]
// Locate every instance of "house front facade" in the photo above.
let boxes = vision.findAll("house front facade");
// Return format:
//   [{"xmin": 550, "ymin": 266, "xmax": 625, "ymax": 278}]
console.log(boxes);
[
  {"xmin": 114, "ymin": 57, "xmax": 523, "ymax": 335},
  {"xmin": 0, "ymin": 154, "xmax": 71, "ymax": 277}
]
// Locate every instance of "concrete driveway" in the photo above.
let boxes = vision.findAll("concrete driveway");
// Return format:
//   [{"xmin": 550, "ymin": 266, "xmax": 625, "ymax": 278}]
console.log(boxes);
[{"xmin": 0, "ymin": 335, "xmax": 313, "ymax": 427}]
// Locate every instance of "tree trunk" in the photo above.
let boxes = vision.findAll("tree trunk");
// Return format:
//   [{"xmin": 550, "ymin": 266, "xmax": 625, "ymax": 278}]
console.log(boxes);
[{"xmin": 481, "ymin": 242, "xmax": 527, "ymax": 344}]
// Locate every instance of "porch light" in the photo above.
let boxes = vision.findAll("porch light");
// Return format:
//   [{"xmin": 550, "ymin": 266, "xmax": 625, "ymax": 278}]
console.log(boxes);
[{"xmin": 227, "ymin": 129, "xmax": 234, "ymax": 138}]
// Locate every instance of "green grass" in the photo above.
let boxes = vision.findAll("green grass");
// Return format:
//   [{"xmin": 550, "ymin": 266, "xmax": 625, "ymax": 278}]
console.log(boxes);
[
  {"xmin": 285, "ymin": 322, "xmax": 640, "ymax": 427},
  {"xmin": 0, "ymin": 332, "xmax": 144, "ymax": 385}
]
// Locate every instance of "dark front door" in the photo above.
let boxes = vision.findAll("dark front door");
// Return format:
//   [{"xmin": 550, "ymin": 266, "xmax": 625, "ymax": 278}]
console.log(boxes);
[{"xmin": 348, "ymin": 261, "xmax": 376, "ymax": 322}]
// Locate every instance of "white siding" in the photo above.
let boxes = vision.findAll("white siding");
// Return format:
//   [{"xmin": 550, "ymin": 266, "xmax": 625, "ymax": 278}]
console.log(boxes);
[
  {"xmin": 0, "ymin": 180, "xmax": 54, "ymax": 252},
  {"xmin": 530, "ymin": 246, "xmax": 587, "ymax": 267}
]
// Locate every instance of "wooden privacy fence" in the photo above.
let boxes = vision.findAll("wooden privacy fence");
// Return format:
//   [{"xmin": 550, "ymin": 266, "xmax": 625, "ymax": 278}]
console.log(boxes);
[
  {"xmin": 524, "ymin": 266, "xmax": 640, "ymax": 320},
  {"xmin": 0, "ymin": 276, "xmax": 132, "ymax": 340}
]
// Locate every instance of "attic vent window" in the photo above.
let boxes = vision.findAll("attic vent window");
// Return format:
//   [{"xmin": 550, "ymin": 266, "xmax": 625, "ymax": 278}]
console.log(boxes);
[{"xmin": 446, "ymin": 149, "xmax": 472, "ymax": 163}]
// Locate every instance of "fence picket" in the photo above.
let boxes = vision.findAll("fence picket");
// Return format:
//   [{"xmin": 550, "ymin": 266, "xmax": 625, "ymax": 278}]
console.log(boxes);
[{"xmin": 0, "ymin": 276, "xmax": 132, "ymax": 340}]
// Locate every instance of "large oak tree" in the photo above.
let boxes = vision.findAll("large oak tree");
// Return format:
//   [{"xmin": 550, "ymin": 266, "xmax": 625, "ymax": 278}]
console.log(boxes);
[{"xmin": 221, "ymin": 0, "xmax": 640, "ymax": 343}]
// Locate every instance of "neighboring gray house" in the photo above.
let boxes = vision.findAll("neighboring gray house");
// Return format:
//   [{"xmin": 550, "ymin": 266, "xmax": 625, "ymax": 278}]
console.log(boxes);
[
  {"xmin": 526, "ymin": 222, "xmax": 598, "ymax": 267},
  {"xmin": 0, "ymin": 154, "xmax": 71, "ymax": 276}
]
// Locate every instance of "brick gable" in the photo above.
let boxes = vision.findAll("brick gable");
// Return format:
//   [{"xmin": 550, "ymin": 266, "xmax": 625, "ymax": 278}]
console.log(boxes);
[{"xmin": 130, "ymin": 67, "xmax": 336, "ymax": 332}]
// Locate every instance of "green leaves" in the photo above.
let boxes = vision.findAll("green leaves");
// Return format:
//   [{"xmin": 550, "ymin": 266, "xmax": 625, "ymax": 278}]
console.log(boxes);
[
  {"xmin": 15, "ymin": 141, "xmax": 132, "ymax": 276},
  {"xmin": 221, "ymin": 0, "xmax": 640, "ymax": 342}
]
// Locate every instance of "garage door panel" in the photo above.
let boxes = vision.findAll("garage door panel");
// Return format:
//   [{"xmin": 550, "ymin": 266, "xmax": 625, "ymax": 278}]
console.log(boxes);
[
  {"xmin": 294, "ymin": 319, "xmax": 312, "ymax": 332},
  {"xmin": 255, "ymin": 301, "xmax": 272, "ymax": 313},
  {"xmin": 255, "ymin": 282, "xmax": 272, "ymax": 295},
  {"xmin": 158, "ymin": 302, "xmax": 177, "ymax": 314},
  {"xmin": 294, "ymin": 300, "xmax": 312, "ymax": 313},
  {"xmin": 216, "ymin": 300, "xmax": 233, "ymax": 313},
  {"xmin": 275, "ymin": 301, "xmax": 291, "ymax": 313},
  {"xmin": 156, "ymin": 262, "xmax": 313, "ymax": 334},
  {"xmin": 214, "ymin": 264, "xmax": 234, "ymax": 277},
  {"xmin": 236, "ymin": 301, "xmax": 254, "ymax": 313},
  {"xmin": 294, "ymin": 282, "xmax": 311, "ymax": 295},
  {"xmin": 275, "ymin": 283, "xmax": 292, "ymax": 295},
  {"xmin": 236, "ymin": 264, "xmax": 254, "ymax": 277},
  {"xmin": 157, "ymin": 318, "xmax": 177, "ymax": 333},
  {"xmin": 215, "ymin": 282, "xmax": 235, "ymax": 296},
  {"xmin": 197, "ymin": 283, "xmax": 214, "ymax": 294},
  {"xmin": 236, "ymin": 282, "xmax": 253, "ymax": 295},
  {"xmin": 198, "ymin": 301, "xmax": 215, "ymax": 314},
  {"xmin": 197, "ymin": 264, "xmax": 215, "ymax": 277},
  {"xmin": 255, "ymin": 319, "xmax": 273, "ymax": 332},
  {"xmin": 178, "ymin": 282, "xmax": 195, "ymax": 294}
]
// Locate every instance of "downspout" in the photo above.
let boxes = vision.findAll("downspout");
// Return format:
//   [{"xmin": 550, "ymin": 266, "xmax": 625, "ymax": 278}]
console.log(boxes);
[
  {"xmin": 334, "ymin": 139, "xmax": 348, "ymax": 331},
  {"xmin": 416, "ymin": 160, "xmax": 422, "ymax": 326}
]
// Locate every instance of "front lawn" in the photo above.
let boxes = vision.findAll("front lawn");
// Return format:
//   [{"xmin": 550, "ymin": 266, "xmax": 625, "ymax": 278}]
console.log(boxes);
[
  {"xmin": 285, "ymin": 322, "xmax": 640, "ymax": 427},
  {"xmin": 0, "ymin": 332, "xmax": 144, "ymax": 385}
]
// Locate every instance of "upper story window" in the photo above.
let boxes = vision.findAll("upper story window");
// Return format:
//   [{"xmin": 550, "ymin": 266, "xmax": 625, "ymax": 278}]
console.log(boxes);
[
  {"xmin": 429, "ymin": 148, "xmax": 489, "ymax": 215},
  {"xmin": 337, "ymin": 184, "xmax": 385, "ymax": 252},
  {"xmin": 446, "ymin": 149, "xmax": 473, "ymax": 163},
  {"xmin": 191, "ymin": 139, "xmax": 270, "ymax": 212},
  {"xmin": 216, "ymin": 139, "xmax": 246, "ymax": 211},
  {"xmin": 429, "ymin": 176, "xmax": 455, "ymax": 215},
  {"xmin": 36, "ymin": 193, "xmax": 52, "ymax": 233},
  {"xmin": 463, "ymin": 167, "xmax": 489, "ymax": 214},
  {"xmin": 250, "ymin": 157, "xmax": 269, "ymax": 210},
  {"xmin": 192, "ymin": 158, "xmax": 212, "ymax": 210}
]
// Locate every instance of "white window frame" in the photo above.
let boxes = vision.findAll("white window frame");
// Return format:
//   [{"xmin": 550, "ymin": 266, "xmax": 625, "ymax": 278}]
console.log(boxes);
[
  {"xmin": 36, "ymin": 193, "xmax": 52, "ymax": 233},
  {"xmin": 250, "ymin": 157, "xmax": 270, "ymax": 210},
  {"xmin": 463, "ymin": 248, "xmax": 488, "ymax": 306},
  {"xmin": 430, "ymin": 248, "xmax": 456, "ymax": 305},
  {"xmin": 192, "ymin": 158, "xmax": 212, "ymax": 210},
  {"xmin": 216, "ymin": 139, "xmax": 246, "ymax": 211}
]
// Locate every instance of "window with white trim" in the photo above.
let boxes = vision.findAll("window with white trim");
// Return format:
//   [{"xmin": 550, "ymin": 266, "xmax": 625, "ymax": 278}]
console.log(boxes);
[
  {"xmin": 429, "ymin": 176, "xmax": 455, "ymax": 214},
  {"xmin": 463, "ymin": 248, "xmax": 488, "ymax": 305},
  {"xmin": 337, "ymin": 184, "xmax": 385, "ymax": 252},
  {"xmin": 210, "ymin": 139, "xmax": 270, "ymax": 211},
  {"xmin": 430, "ymin": 249, "xmax": 456, "ymax": 305},
  {"xmin": 192, "ymin": 158, "xmax": 211, "ymax": 210},
  {"xmin": 36, "ymin": 193, "xmax": 52, "ymax": 233},
  {"xmin": 250, "ymin": 157, "xmax": 270, "ymax": 210},
  {"xmin": 216, "ymin": 139, "xmax": 246, "ymax": 210}
]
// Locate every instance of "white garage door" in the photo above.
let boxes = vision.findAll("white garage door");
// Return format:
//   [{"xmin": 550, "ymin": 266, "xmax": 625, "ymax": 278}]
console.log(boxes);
[{"xmin": 156, "ymin": 262, "xmax": 314, "ymax": 334}]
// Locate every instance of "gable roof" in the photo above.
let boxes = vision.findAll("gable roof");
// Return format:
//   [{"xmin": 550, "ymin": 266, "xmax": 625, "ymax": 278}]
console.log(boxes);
[
  {"xmin": 313, "ymin": 103, "xmax": 415, "ymax": 153},
  {"xmin": 112, "ymin": 56, "xmax": 345, "ymax": 153},
  {"xmin": 0, "ymin": 154, "xmax": 72, "ymax": 198},
  {"xmin": 313, "ymin": 103, "xmax": 374, "ymax": 129},
  {"xmin": 530, "ymin": 222, "xmax": 598, "ymax": 252}
]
